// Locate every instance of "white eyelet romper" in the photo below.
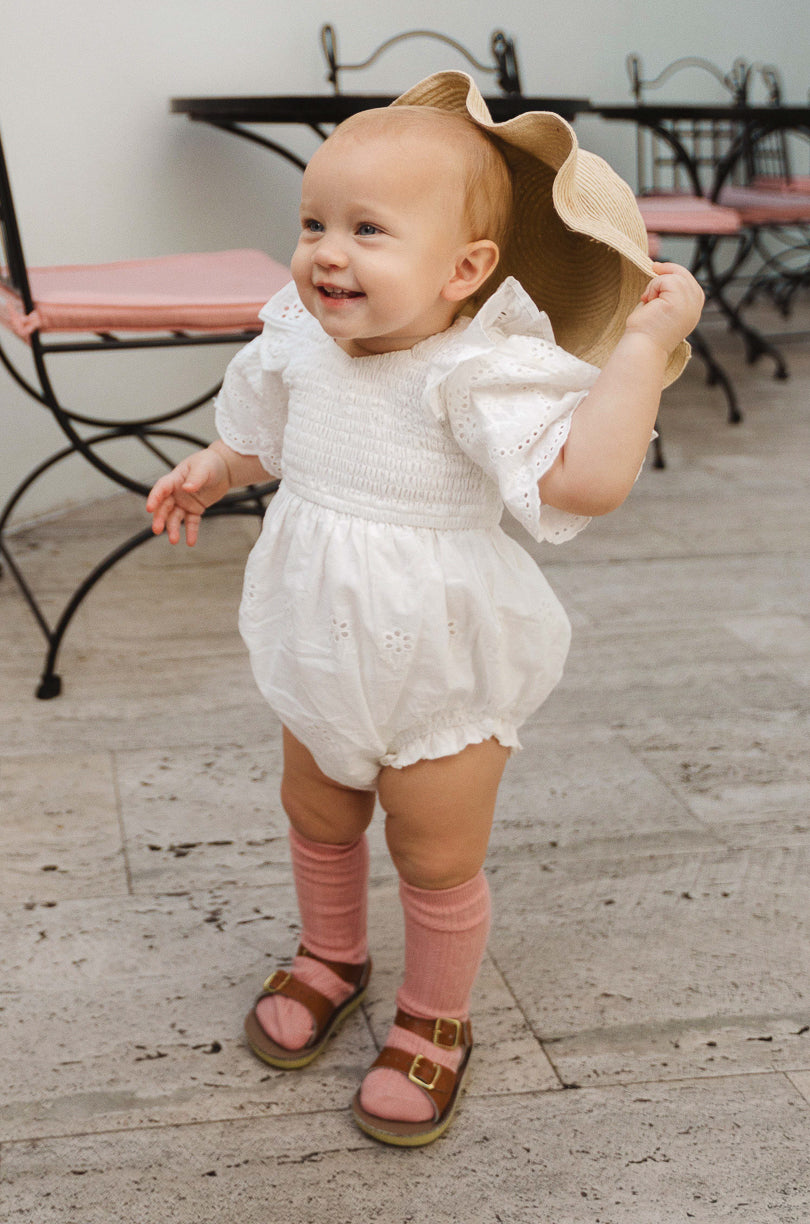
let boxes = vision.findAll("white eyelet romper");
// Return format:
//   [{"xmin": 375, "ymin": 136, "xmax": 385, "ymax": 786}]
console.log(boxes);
[{"xmin": 215, "ymin": 277, "xmax": 599, "ymax": 789}]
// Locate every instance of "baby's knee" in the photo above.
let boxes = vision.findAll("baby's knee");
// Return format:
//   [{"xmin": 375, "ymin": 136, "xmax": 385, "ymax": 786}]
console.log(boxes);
[
  {"xmin": 280, "ymin": 772, "xmax": 374, "ymax": 845},
  {"xmin": 279, "ymin": 774, "xmax": 321, "ymax": 835},
  {"xmin": 384, "ymin": 821, "xmax": 486, "ymax": 890},
  {"xmin": 396, "ymin": 857, "xmax": 480, "ymax": 891},
  {"xmin": 280, "ymin": 725, "xmax": 374, "ymax": 842}
]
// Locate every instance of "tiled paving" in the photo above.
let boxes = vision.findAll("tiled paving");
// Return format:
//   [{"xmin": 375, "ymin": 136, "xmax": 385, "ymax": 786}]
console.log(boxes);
[{"xmin": 1, "ymin": 315, "xmax": 809, "ymax": 1222}]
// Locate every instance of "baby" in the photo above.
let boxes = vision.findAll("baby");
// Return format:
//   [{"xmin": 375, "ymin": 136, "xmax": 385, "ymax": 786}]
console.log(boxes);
[{"xmin": 148, "ymin": 73, "xmax": 703, "ymax": 1147}]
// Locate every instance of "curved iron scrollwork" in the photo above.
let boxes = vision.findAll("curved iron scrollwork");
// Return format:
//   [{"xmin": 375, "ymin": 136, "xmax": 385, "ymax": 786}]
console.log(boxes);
[
  {"xmin": 626, "ymin": 53, "xmax": 748, "ymax": 106},
  {"xmin": 320, "ymin": 24, "xmax": 522, "ymax": 96}
]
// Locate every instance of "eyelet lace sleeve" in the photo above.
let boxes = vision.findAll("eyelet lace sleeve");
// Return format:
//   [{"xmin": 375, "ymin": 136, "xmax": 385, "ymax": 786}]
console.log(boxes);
[
  {"xmin": 214, "ymin": 280, "xmax": 302, "ymax": 478},
  {"xmin": 429, "ymin": 278, "xmax": 600, "ymax": 544}
]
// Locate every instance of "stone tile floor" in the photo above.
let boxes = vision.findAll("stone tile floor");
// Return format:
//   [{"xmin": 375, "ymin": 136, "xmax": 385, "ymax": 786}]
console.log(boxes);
[{"xmin": 1, "ymin": 318, "xmax": 809, "ymax": 1222}]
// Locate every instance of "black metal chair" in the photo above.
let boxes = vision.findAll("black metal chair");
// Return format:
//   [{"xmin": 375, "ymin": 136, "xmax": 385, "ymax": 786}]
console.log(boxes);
[
  {"xmin": 0, "ymin": 121, "xmax": 289, "ymax": 697},
  {"xmin": 625, "ymin": 53, "xmax": 797, "ymax": 422},
  {"xmin": 319, "ymin": 23, "xmax": 522, "ymax": 97},
  {"xmin": 729, "ymin": 64, "xmax": 810, "ymax": 318}
]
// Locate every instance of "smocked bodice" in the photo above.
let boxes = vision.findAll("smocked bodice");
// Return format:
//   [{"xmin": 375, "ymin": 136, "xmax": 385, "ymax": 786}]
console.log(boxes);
[
  {"xmin": 215, "ymin": 276, "xmax": 601, "ymax": 545},
  {"xmin": 280, "ymin": 328, "xmax": 503, "ymax": 529}
]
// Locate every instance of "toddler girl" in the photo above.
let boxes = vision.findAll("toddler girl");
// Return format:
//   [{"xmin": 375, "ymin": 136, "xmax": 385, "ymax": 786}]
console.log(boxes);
[{"xmin": 147, "ymin": 72, "xmax": 703, "ymax": 1147}]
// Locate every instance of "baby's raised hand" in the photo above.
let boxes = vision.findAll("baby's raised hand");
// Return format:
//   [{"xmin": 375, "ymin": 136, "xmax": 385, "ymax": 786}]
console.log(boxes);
[
  {"xmin": 626, "ymin": 262, "xmax": 705, "ymax": 355},
  {"xmin": 146, "ymin": 447, "xmax": 230, "ymax": 546}
]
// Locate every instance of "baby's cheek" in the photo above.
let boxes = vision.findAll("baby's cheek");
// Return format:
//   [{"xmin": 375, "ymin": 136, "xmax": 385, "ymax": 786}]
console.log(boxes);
[{"xmin": 290, "ymin": 247, "xmax": 310, "ymax": 291}]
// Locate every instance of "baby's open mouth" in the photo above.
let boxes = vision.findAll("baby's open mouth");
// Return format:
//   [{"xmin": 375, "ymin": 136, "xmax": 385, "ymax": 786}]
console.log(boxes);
[{"xmin": 318, "ymin": 286, "xmax": 364, "ymax": 299}]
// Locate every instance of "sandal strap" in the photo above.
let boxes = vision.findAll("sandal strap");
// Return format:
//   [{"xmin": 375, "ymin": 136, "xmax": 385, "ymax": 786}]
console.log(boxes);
[
  {"xmin": 257, "ymin": 970, "xmax": 336, "ymax": 1033},
  {"xmin": 297, "ymin": 944, "xmax": 370, "ymax": 988},
  {"xmin": 369, "ymin": 1043, "xmax": 470, "ymax": 1118},
  {"xmin": 365, "ymin": 1010, "xmax": 473, "ymax": 1118},
  {"xmin": 393, "ymin": 1008, "xmax": 473, "ymax": 1051},
  {"xmin": 256, "ymin": 946, "xmax": 370, "ymax": 1038}
]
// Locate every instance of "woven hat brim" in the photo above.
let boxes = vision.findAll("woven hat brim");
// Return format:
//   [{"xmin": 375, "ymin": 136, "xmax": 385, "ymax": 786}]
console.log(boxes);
[{"xmin": 392, "ymin": 73, "xmax": 689, "ymax": 386}]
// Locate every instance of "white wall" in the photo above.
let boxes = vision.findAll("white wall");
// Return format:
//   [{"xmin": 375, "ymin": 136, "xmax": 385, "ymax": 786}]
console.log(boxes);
[{"xmin": 2, "ymin": 0, "xmax": 808, "ymax": 520}]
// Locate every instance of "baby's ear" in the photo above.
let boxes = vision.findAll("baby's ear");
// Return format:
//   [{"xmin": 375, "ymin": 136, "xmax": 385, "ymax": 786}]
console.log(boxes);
[{"xmin": 442, "ymin": 240, "xmax": 500, "ymax": 303}]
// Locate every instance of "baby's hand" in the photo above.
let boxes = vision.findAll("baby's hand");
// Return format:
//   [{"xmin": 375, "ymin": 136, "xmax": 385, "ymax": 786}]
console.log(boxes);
[
  {"xmin": 146, "ymin": 447, "xmax": 231, "ymax": 546},
  {"xmin": 625, "ymin": 262, "xmax": 705, "ymax": 355}
]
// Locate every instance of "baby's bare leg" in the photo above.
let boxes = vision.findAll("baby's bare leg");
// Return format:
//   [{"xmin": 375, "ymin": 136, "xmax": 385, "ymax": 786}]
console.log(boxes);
[
  {"xmin": 253, "ymin": 728, "xmax": 375, "ymax": 1052},
  {"xmin": 280, "ymin": 726, "xmax": 376, "ymax": 842},
  {"xmin": 378, "ymin": 738, "xmax": 509, "ymax": 889},
  {"xmin": 359, "ymin": 740, "xmax": 509, "ymax": 1127}
]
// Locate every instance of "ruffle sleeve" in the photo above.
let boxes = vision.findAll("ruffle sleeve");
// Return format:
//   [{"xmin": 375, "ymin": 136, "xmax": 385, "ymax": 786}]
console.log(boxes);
[
  {"xmin": 428, "ymin": 277, "xmax": 600, "ymax": 544},
  {"xmin": 214, "ymin": 279, "xmax": 303, "ymax": 478}
]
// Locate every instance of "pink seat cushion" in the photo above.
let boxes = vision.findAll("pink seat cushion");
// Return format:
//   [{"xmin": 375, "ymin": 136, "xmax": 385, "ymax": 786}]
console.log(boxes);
[
  {"xmin": 0, "ymin": 249, "xmax": 290, "ymax": 340},
  {"xmin": 636, "ymin": 195, "xmax": 742, "ymax": 236},
  {"xmin": 717, "ymin": 185, "xmax": 810, "ymax": 225},
  {"xmin": 752, "ymin": 175, "xmax": 810, "ymax": 194}
]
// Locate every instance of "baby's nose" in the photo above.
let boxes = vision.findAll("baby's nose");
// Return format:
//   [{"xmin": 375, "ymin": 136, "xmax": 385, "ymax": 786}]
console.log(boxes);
[{"xmin": 314, "ymin": 235, "xmax": 349, "ymax": 268}]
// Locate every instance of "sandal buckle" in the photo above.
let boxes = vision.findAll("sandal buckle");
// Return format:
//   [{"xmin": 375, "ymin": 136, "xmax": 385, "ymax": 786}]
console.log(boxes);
[
  {"xmin": 433, "ymin": 1017, "xmax": 462, "ymax": 1049},
  {"xmin": 262, "ymin": 969, "xmax": 292, "ymax": 993},
  {"xmin": 408, "ymin": 1054, "xmax": 442, "ymax": 1092}
]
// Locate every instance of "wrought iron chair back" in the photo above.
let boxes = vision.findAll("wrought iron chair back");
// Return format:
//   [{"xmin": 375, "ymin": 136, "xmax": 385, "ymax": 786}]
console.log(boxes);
[
  {"xmin": 626, "ymin": 55, "xmax": 808, "ymax": 407},
  {"xmin": 0, "ymin": 122, "xmax": 287, "ymax": 697},
  {"xmin": 320, "ymin": 24, "xmax": 522, "ymax": 97},
  {"xmin": 743, "ymin": 64, "xmax": 806, "ymax": 186},
  {"xmin": 626, "ymin": 53, "xmax": 750, "ymax": 198},
  {"xmin": 623, "ymin": 55, "xmax": 784, "ymax": 426},
  {"xmin": 729, "ymin": 65, "xmax": 810, "ymax": 317},
  {"xmin": 0, "ymin": 129, "xmax": 35, "ymax": 315}
]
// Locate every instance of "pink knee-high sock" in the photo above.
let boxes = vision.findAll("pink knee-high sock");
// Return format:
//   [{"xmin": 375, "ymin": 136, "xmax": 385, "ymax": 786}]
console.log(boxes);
[
  {"xmin": 360, "ymin": 871, "xmax": 491, "ymax": 1123},
  {"xmin": 255, "ymin": 827, "xmax": 369, "ymax": 1050}
]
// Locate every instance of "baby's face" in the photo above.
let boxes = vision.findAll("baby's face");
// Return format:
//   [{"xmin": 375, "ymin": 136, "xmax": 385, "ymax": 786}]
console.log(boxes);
[{"xmin": 291, "ymin": 127, "xmax": 471, "ymax": 357}]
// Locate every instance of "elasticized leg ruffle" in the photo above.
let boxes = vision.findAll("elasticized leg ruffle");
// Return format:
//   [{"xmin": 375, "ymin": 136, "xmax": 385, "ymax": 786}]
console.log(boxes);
[{"xmin": 379, "ymin": 715, "xmax": 521, "ymax": 772}]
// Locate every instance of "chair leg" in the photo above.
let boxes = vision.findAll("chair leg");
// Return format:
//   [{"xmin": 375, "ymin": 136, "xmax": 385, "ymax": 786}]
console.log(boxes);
[
  {"xmin": 3, "ymin": 497, "xmax": 274, "ymax": 698},
  {"xmin": 0, "ymin": 418, "xmax": 277, "ymax": 696},
  {"xmin": 688, "ymin": 328, "xmax": 743, "ymax": 424},
  {"xmin": 35, "ymin": 527, "xmax": 159, "ymax": 699},
  {"xmin": 697, "ymin": 237, "xmax": 790, "ymax": 380}
]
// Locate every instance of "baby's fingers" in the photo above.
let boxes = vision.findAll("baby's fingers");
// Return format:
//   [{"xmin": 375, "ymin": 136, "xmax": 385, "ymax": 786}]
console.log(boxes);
[
  {"xmin": 181, "ymin": 471, "xmax": 207, "ymax": 494},
  {"xmin": 149, "ymin": 493, "xmax": 175, "ymax": 536},
  {"xmin": 640, "ymin": 263, "xmax": 681, "ymax": 303},
  {"xmin": 162, "ymin": 502, "xmax": 201, "ymax": 546},
  {"xmin": 163, "ymin": 505, "xmax": 182, "ymax": 546},
  {"xmin": 183, "ymin": 513, "xmax": 202, "ymax": 548},
  {"xmin": 641, "ymin": 263, "xmax": 704, "ymax": 323},
  {"xmin": 146, "ymin": 464, "xmax": 188, "ymax": 513}
]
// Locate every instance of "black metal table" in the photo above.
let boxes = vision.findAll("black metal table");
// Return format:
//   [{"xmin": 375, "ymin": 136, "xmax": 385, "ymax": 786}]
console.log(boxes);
[
  {"xmin": 594, "ymin": 102, "xmax": 810, "ymax": 404},
  {"xmin": 594, "ymin": 103, "xmax": 810, "ymax": 198},
  {"xmin": 170, "ymin": 93, "xmax": 593, "ymax": 170}
]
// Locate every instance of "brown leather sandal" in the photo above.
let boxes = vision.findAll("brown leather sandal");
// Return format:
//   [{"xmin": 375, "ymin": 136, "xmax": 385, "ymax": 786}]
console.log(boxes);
[
  {"xmin": 244, "ymin": 944, "xmax": 372, "ymax": 1070},
  {"xmin": 351, "ymin": 1009, "xmax": 473, "ymax": 1146}
]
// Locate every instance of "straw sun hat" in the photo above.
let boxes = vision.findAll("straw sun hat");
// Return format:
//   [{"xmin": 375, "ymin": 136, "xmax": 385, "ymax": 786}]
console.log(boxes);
[{"xmin": 392, "ymin": 72, "xmax": 689, "ymax": 385}]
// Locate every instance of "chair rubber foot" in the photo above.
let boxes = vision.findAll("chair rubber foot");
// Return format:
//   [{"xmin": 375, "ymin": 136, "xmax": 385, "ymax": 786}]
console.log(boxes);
[{"xmin": 36, "ymin": 674, "xmax": 62, "ymax": 699}]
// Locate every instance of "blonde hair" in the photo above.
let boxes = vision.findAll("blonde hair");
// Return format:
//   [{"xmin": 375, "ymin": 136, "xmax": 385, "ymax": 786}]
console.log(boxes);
[{"xmin": 328, "ymin": 106, "xmax": 514, "ymax": 253}]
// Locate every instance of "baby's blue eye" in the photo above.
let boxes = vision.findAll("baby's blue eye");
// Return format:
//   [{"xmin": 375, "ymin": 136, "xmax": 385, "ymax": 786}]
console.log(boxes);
[
  {"xmin": 357, "ymin": 223, "xmax": 379, "ymax": 236},
  {"xmin": 304, "ymin": 219, "xmax": 324, "ymax": 233}
]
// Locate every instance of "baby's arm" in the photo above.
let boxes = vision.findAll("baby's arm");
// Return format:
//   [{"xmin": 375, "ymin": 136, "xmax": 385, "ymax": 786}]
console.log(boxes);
[
  {"xmin": 146, "ymin": 440, "xmax": 270, "ymax": 546},
  {"xmin": 538, "ymin": 263, "xmax": 704, "ymax": 516}
]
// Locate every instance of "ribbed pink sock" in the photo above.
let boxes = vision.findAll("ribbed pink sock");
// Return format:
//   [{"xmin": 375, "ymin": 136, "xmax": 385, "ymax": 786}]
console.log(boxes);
[
  {"xmin": 359, "ymin": 871, "xmax": 491, "ymax": 1123},
  {"xmin": 255, "ymin": 827, "xmax": 369, "ymax": 1050}
]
